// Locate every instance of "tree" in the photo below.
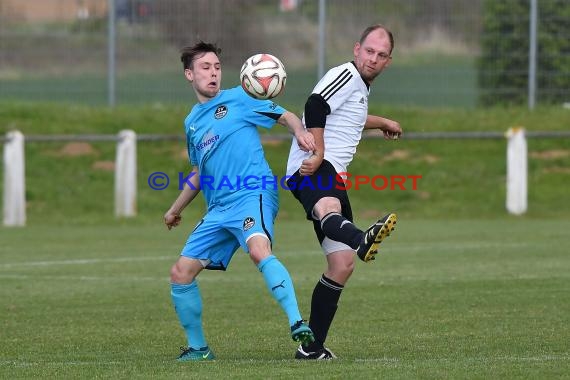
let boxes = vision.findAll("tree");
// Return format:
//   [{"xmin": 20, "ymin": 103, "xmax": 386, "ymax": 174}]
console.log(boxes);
[{"xmin": 479, "ymin": 0, "xmax": 570, "ymax": 106}]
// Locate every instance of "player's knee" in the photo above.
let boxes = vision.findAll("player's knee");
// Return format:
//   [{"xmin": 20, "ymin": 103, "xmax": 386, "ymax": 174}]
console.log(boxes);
[
  {"xmin": 169, "ymin": 263, "xmax": 183, "ymax": 283},
  {"xmin": 314, "ymin": 197, "xmax": 342, "ymax": 219},
  {"xmin": 249, "ymin": 246, "xmax": 272, "ymax": 265},
  {"xmin": 247, "ymin": 236, "xmax": 272, "ymax": 265},
  {"xmin": 170, "ymin": 260, "xmax": 196, "ymax": 283},
  {"xmin": 336, "ymin": 260, "xmax": 355, "ymax": 279},
  {"xmin": 327, "ymin": 256, "xmax": 355, "ymax": 283}
]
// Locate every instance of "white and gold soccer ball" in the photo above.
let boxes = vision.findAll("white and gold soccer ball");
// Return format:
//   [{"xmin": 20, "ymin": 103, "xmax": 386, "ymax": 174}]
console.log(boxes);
[{"xmin": 240, "ymin": 53, "xmax": 287, "ymax": 100}]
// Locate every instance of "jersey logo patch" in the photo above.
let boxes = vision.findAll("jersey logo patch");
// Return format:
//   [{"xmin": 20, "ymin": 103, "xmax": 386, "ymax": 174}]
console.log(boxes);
[
  {"xmin": 215, "ymin": 105, "xmax": 228, "ymax": 119},
  {"xmin": 359, "ymin": 97, "xmax": 366, "ymax": 104},
  {"xmin": 243, "ymin": 217, "xmax": 255, "ymax": 231},
  {"xmin": 196, "ymin": 132, "xmax": 219, "ymax": 152}
]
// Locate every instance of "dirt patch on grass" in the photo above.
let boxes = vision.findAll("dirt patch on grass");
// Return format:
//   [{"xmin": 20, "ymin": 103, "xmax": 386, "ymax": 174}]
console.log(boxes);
[
  {"xmin": 261, "ymin": 139, "xmax": 284, "ymax": 147},
  {"xmin": 416, "ymin": 191, "xmax": 431, "ymax": 200},
  {"xmin": 383, "ymin": 149, "xmax": 411, "ymax": 161},
  {"xmin": 530, "ymin": 150, "xmax": 570, "ymax": 160},
  {"xmin": 92, "ymin": 161, "xmax": 115, "ymax": 171},
  {"xmin": 58, "ymin": 142, "xmax": 98, "ymax": 157},
  {"xmin": 421, "ymin": 154, "xmax": 440, "ymax": 164},
  {"xmin": 360, "ymin": 209, "xmax": 383, "ymax": 219},
  {"xmin": 381, "ymin": 149, "xmax": 440, "ymax": 164},
  {"xmin": 542, "ymin": 166, "xmax": 570, "ymax": 174}
]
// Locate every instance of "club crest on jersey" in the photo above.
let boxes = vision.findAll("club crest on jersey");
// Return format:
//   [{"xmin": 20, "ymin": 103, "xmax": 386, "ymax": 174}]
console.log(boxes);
[
  {"xmin": 243, "ymin": 217, "xmax": 255, "ymax": 231},
  {"xmin": 214, "ymin": 105, "xmax": 228, "ymax": 119}
]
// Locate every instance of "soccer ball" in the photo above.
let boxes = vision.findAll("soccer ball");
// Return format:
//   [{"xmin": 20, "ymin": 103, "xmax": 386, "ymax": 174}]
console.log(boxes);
[{"xmin": 240, "ymin": 53, "xmax": 287, "ymax": 100}]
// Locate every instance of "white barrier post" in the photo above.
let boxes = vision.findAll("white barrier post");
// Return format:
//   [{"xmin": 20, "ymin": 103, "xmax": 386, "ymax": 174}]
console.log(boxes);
[
  {"xmin": 115, "ymin": 130, "xmax": 137, "ymax": 217},
  {"xmin": 3, "ymin": 131, "xmax": 26, "ymax": 227},
  {"xmin": 506, "ymin": 127, "xmax": 527, "ymax": 215}
]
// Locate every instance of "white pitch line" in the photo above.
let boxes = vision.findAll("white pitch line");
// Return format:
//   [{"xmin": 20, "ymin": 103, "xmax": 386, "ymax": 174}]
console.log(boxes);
[
  {"xmin": 0, "ymin": 241, "xmax": 530, "ymax": 270},
  {"xmin": 0, "ymin": 273, "xmax": 264, "ymax": 283},
  {"xmin": 0, "ymin": 360, "xmax": 123, "ymax": 367},
  {"xmin": 0, "ymin": 255, "xmax": 173, "ymax": 269},
  {"xmin": 354, "ymin": 354, "xmax": 570, "ymax": 363},
  {"xmin": 1, "ymin": 354, "xmax": 567, "ymax": 367},
  {"xmin": 0, "ymin": 274, "xmax": 167, "ymax": 282},
  {"xmin": 385, "ymin": 241, "xmax": 531, "ymax": 252}
]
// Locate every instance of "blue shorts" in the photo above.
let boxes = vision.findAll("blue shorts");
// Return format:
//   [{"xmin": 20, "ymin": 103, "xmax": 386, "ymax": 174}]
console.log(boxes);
[{"xmin": 180, "ymin": 193, "xmax": 278, "ymax": 270}]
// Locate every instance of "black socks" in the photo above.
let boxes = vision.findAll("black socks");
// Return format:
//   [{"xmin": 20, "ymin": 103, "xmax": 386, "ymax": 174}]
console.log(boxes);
[
  {"xmin": 320, "ymin": 212, "xmax": 362, "ymax": 249},
  {"xmin": 303, "ymin": 274, "xmax": 344, "ymax": 351}
]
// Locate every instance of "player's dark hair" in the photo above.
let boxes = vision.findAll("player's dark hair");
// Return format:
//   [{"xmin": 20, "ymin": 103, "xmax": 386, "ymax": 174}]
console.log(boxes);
[
  {"xmin": 180, "ymin": 41, "xmax": 221, "ymax": 70},
  {"xmin": 359, "ymin": 24, "xmax": 394, "ymax": 53}
]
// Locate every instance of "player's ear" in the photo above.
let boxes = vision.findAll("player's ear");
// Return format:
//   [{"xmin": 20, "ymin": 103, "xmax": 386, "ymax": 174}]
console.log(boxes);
[
  {"xmin": 353, "ymin": 42, "xmax": 361, "ymax": 58},
  {"xmin": 184, "ymin": 69, "xmax": 193, "ymax": 82}
]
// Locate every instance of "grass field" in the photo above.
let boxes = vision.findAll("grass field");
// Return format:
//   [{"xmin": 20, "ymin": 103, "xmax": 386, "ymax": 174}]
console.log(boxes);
[
  {"xmin": 1, "ymin": 219, "xmax": 569, "ymax": 379},
  {"xmin": 1, "ymin": 101, "xmax": 569, "ymax": 377}
]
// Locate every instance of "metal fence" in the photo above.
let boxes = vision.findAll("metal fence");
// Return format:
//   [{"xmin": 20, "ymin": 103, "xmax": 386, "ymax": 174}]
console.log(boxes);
[
  {"xmin": 7, "ymin": 128, "xmax": 570, "ymax": 225},
  {"xmin": 0, "ymin": 0, "xmax": 568, "ymax": 108}
]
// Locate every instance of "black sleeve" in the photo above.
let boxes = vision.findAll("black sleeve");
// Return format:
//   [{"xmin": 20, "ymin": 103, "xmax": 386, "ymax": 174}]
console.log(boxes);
[
  {"xmin": 304, "ymin": 93, "xmax": 330, "ymax": 129},
  {"xmin": 254, "ymin": 111, "xmax": 283, "ymax": 121}
]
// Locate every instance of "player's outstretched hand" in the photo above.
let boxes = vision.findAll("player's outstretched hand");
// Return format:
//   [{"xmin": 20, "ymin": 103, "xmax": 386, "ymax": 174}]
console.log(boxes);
[
  {"xmin": 295, "ymin": 130, "xmax": 316, "ymax": 152},
  {"xmin": 164, "ymin": 212, "xmax": 182, "ymax": 230},
  {"xmin": 382, "ymin": 119, "xmax": 402, "ymax": 140},
  {"xmin": 384, "ymin": 130, "xmax": 402, "ymax": 140}
]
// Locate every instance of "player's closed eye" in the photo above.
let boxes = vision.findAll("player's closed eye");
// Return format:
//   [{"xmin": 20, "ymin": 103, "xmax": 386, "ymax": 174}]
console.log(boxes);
[{"xmin": 365, "ymin": 49, "xmax": 390, "ymax": 61}]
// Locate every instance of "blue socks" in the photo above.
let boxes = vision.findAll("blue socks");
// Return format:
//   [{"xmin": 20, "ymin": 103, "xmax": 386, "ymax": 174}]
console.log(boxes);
[
  {"xmin": 171, "ymin": 256, "xmax": 301, "ymax": 349},
  {"xmin": 257, "ymin": 255, "xmax": 302, "ymax": 326},
  {"xmin": 171, "ymin": 281, "xmax": 207, "ymax": 350}
]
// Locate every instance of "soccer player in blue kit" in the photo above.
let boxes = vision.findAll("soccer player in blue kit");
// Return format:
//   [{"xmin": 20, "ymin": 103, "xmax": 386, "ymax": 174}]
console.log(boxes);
[{"xmin": 164, "ymin": 41, "xmax": 316, "ymax": 361}]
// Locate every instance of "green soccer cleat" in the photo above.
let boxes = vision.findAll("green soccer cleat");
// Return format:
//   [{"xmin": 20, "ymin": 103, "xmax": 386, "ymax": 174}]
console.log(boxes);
[
  {"xmin": 176, "ymin": 346, "xmax": 215, "ymax": 362},
  {"xmin": 356, "ymin": 213, "xmax": 397, "ymax": 262},
  {"xmin": 290, "ymin": 320, "xmax": 315, "ymax": 346}
]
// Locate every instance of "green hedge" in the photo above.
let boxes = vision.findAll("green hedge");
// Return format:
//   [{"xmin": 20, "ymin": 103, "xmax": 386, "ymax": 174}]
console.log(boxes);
[{"xmin": 479, "ymin": 0, "xmax": 570, "ymax": 106}]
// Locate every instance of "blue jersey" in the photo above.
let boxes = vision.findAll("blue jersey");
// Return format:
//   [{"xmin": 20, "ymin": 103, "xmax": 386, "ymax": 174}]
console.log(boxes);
[{"xmin": 184, "ymin": 86, "xmax": 286, "ymax": 209}]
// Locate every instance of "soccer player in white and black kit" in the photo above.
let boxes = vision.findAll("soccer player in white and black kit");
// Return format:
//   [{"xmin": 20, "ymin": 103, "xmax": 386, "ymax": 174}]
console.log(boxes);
[{"xmin": 286, "ymin": 24, "xmax": 403, "ymax": 360}]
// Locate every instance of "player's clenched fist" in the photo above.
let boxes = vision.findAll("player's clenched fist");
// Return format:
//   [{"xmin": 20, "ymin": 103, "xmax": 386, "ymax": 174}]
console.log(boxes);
[{"xmin": 164, "ymin": 212, "xmax": 182, "ymax": 230}]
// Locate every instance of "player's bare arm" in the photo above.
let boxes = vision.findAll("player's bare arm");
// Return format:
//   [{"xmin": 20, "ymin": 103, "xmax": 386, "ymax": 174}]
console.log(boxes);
[
  {"xmin": 300, "ymin": 127, "xmax": 325, "ymax": 176},
  {"xmin": 164, "ymin": 166, "xmax": 201, "ymax": 230},
  {"xmin": 278, "ymin": 111, "xmax": 316, "ymax": 152},
  {"xmin": 365, "ymin": 114, "xmax": 402, "ymax": 140}
]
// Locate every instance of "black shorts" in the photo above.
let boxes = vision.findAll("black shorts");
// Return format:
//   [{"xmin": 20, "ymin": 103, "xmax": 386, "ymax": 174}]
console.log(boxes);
[{"xmin": 287, "ymin": 160, "xmax": 353, "ymax": 244}]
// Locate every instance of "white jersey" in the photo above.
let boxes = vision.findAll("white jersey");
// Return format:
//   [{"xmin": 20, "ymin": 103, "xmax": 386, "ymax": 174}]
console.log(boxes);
[{"xmin": 286, "ymin": 61, "xmax": 369, "ymax": 176}]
